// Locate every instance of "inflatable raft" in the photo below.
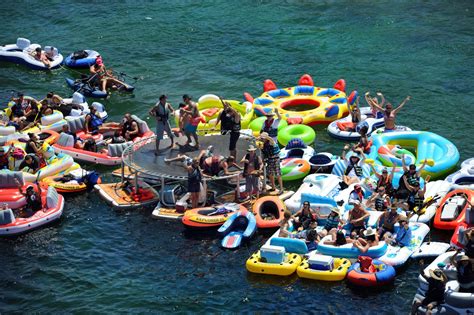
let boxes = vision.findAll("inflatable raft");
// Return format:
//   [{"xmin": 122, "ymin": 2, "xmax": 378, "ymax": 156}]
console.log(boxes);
[
  {"xmin": 0, "ymin": 38, "xmax": 63, "ymax": 70},
  {"xmin": 408, "ymin": 180, "xmax": 452, "ymax": 223},
  {"xmin": 65, "ymin": 77, "xmax": 135, "ymax": 99},
  {"xmin": 434, "ymin": 189, "xmax": 473, "ymax": 230},
  {"xmin": 346, "ymin": 256, "xmax": 396, "ymax": 287},
  {"xmin": 95, "ymin": 181, "xmax": 160, "ymax": 209},
  {"xmin": 327, "ymin": 107, "xmax": 385, "ymax": 141},
  {"xmin": 0, "ymin": 172, "xmax": 64, "ymax": 236},
  {"xmin": 64, "ymin": 49, "xmax": 100, "ymax": 68},
  {"xmin": 181, "ymin": 203, "xmax": 242, "ymax": 229},
  {"xmin": 378, "ymin": 222, "xmax": 430, "ymax": 267},
  {"xmin": 413, "ymin": 251, "xmax": 474, "ymax": 314},
  {"xmin": 217, "ymin": 209, "xmax": 257, "ymax": 249},
  {"xmin": 253, "ymin": 196, "xmax": 286, "ymax": 229}
]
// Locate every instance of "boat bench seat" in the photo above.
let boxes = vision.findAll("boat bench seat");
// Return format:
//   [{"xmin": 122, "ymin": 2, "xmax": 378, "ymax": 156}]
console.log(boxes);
[
  {"xmin": 108, "ymin": 142, "xmax": 132, "ymax": 157},
  {"xmin": 0, "ymin": 171, "xmax": 24, "ymax": 188},
  {"xmin": 46, "ymin": 186, "xmax": 59, "ymax": 209},
  {"xmin": 57, "ymin": 133, "xmax": 75, "ymax": 148},
  {"xmin": 67, "ymin": 116, "xmax": 86, "ymax": 134},
  {"xmin": 132, "ymin": 115, "xmax": 150, "ymax": 135},
  {"xmin": 0, "ymin": 209, "xmax": 14, "ymax": 225}
]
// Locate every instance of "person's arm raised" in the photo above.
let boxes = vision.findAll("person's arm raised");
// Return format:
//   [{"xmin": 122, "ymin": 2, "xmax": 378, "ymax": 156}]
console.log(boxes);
[{"xmin": 394, "ymin": 96, "xmax": 410, "ymax": 114}]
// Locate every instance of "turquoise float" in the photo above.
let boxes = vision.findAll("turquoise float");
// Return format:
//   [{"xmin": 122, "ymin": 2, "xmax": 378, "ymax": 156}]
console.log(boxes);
[{"xmin": 366, "ymin": 131, "xmax": 459, "ymax": 179}]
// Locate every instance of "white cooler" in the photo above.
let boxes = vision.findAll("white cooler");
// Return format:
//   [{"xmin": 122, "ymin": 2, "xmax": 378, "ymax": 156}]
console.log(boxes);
[
  {"xmin": 308, "ymin": 252, "xmax": 334, "ymax": 271},
  {"xmin": 260, "ymin": 244, "xmax": 285, "ymax": 264}
]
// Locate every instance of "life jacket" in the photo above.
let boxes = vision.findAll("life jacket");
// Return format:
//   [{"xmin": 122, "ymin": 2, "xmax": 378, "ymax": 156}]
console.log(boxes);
[
  {"xmin": 220, "ymin": 111, "xmax": 234, "ymax": 132},
  {"xmin": 243, "ymin": 153, "xmax": 260, "ymax": 176},
  {"xmin": 188, "ymin": 166, "xmax": 202, "ymax": 184},
  {"xmin": 377, "ymin": 176, "xmax": 393, "ymax": 194},
  {"xmin": 262, "ymin": 142, "xmax": 280, "ymax": 158},
  {"xmin": 87, "ymin": 113, "xmax": 103, "ymax": 130},
  {"xmin": 408, "ymin": 190, "xmax": 423, "ymax": 209},
  {"xmin": 374, "ymin": 196, "xmax": 386, "ymax": 211},
  {"xmin": 324, "ymin": 213, "xmax": 340, "ymax": 230},
  {"xmin": 345, "ymin": 163, "xmax": 363, "ymax": 177},
  {"xmin": 261, "ymin": 119, "xmax": 279, "ymax": 140}
]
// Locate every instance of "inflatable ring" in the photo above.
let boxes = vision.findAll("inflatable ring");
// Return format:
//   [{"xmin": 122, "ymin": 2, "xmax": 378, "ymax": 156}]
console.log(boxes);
[
  {"xmin": 252, "ymin": 74, "xmax": 351, "ymax": 126},
  {"xmin": 377, "ymin": 144, "xmax": 416, "ymax": 167},
  {"xmin": 280, "ymin": 158, "xmax": 311, "ymax": 181},
  {"xmin": 346, "ymin": 259, "xmax": 396, "ymax": 287},
  {"xmin": 278, "ymin": 124, "xmax": 316, "ymax": 146},
  {"xmin": 249, "ymin": 116, "xmax": 287, "ymax": 137}
]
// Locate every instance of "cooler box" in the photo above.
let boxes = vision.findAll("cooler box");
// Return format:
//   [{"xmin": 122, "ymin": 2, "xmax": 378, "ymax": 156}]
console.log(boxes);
[
  {"xmin": 308, "ymin": 252, "xmax": 334, "ymax": 271},
  {"xmin": 260, "ymin": 244, "xmax": 285, "ymax": 264},
  {"xmin": 441, "ymin": 202, "xmax": 459, "ymax": 221}
]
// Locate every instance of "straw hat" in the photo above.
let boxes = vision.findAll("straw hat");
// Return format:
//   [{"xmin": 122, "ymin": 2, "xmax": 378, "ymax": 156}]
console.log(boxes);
[
  {"xmin": 459, "ymin": 255, "xmax": 470, "ymax": 262},
  {"xmin": 247, "ymin": 145, "xmax": 257, "ymax": 152},
  {"xmin": 330, "ymin": 207, "xmax": 343, "ymax": 216},
  {"xmin": 429, "ymin": 269, "xmax": 445, "ymax": 281},
  {"xmin": 363, "ymin": 227, "xmax": 376, "ymax": 237}
]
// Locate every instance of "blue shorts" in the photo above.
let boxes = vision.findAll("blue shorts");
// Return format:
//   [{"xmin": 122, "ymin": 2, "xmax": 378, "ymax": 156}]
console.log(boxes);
[{"xmin": 184, "ymin": 123, "xmax": 197, "ymax": 134}]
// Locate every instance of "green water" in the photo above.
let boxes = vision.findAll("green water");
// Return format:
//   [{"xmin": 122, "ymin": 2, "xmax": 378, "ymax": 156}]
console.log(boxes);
[{"xmin": 0, "ymin": 1, "xmax": 473, "ymax": 313}]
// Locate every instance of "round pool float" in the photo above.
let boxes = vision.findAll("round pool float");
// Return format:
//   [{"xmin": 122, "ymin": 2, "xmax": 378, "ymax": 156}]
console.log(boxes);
[
  {"xmin": 280, "ymin": 158, "xmax": 311, "ymax": 181},
  {"xmin": 174, "ymin": 94, "xmax": 254, "ymax": 133},
  {"xmin": 249, "ymin": 116, "xmax": 287, "ymax": 137},
  {"xmin": 366, "ymin": 131, "xmax": 459, "ymax": 179},
  {"xmin": 377, "ymin": 144, "xmax": 416, "ymax": 167},
  {"xmin": 279, "ymin": 138, "xmax": 314, "ymax": 160},
  {"xmin": 346, "ymin": 257, "xmax": 396, "ymax": 287},
  {"xmin": 278, "ymin": 124, "xmax": 316, "ymax": 146},
  {"xmin": 249, "ymin": 74, "xmax": 352, "ymax": 126}
]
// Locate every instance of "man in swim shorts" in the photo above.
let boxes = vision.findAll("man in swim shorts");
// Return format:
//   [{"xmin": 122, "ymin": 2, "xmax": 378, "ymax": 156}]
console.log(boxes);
[{"xmin": 181, "ymin": 94, "xmax": 200, "ymax": 148}]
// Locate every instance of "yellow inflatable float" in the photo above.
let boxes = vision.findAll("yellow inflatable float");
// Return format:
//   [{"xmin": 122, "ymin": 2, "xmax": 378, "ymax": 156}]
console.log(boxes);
[
  {"xmin": 246, "ymin": 250, "xmax": 302, "ymax": 276},
  {"xmin": 174, "ymin": 94, "xmax": 254, "ymax": 135},
  {"xmin": 247, "ymin": 74, "xmax": 355, "ymax": 126},
  {"xmin": 297, "ymin": 256, "xmax": 351, "ymax": 281}
]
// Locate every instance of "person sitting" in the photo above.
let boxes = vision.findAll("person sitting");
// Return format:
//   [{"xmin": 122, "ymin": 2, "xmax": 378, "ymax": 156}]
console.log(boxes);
[
  {"xmin": 14, "ymin": 179, "xmax": 42, "ymax": 218},
  {"xmin": 450, "ymin": 250, "xmax": 474, "ymax": 293},
  {"xmin": 386, "ymin": 216, "xmax": 412, "ymax": 247},
  {"xmin": 305, "ymin": 228, "xmax": 319, "ymax": 252},
  {"xmin": 337, "ymin": 98, "xmax": 361, "ymax": 132},
  {"xmin": 353, "ymin": 124, "xmax": 371, "ymax": 153},
  {"xmin": 0, "ymin": 145, "xmax": 13, "ymax": 170},
  {"xmin": 25, "ymin": 133, "xmax": 41, "ymax": 155},
  {"xmin": 341, "ymin": 145, "xmax": 365, "ymax": 188},
  {"xmin": 404, "ymin": 177, "xmax": 429, "ymax": 215},
  {"xmin": 370, "ymin": 94, "xmax": 411, "ymax": 132},
  {"xmin": 89, "ymin": 56, "xmax": 128, "ymax": 93},
  {"xmin": 61, "ymin": 124, "xmax": 77, "ymax": 144},
  {"xmin": 353, "ymin": 227, "xmax": 379, "ymax": 253},
  {"xmin": 396, "ymin": 157, "xmax": 428, "ymax": 200},
  {"xmin": 293, "ymin": 201, "xmax": 315, "ymax": 231},
  {"xmin": 370, "ymin": 166, "xmax": 395, "ymax": 197},
  {"xmin": 84, "ymin": 106, "xmax": 121, "ymax": 134},
  {"xmin": 39, "ymin": 99, "xmax": 54, "ymax": 117},
  {"xmin": 82, "ymin": 138, "xmax": 98, "ymax": 152},
  {"xmin": 241, "ymin": 145, "xmax": 262, "ymax": 200},
  {"xmin": 18, "ymin": 155, "xmax": 40, "ymax": 174},
  {"xmin": 106, "ymin": 130, "xmax": 127, "ymax": 144},
  {"xmin": 367, "ymin": 186, "xmax": 391, "ymax": 212},
  {"xmin": 278, "ymin": 210, "xmax": 292, "ymax": 238},
  {"xmin": 348, "ymin": 184, "xmax": 364, "ymax": 205},
  {"xmin": 45, "ymin": 46, "xmax": 55, "ymax": 61},
  {"xmin": 323, "ymin": 229, "xmax": 354, "ymax": 246},
  {"xmin": 347, "ymin": 200, "xmax": 370, "ymax": 238},
  {"xmin": 411, "ymin": 265, "xmax": 448, "ymax": 315},
  {"xmin": 41, "ymin": 91, "xmax": 63, "ymax": 107},
  {"xmin": 9, "ymin": 93, "xmax": 31, "ymax": 119},
  {"xmin": 365, "ymin": 91, "xmax": 385, "ymax": 118},
  {"xmin": 32, "ymin": 47, "xmax": 51, "ymax": 68},
  {"xmin": 377, "ymin": 206, "xmax": 401, "ymax": 241},
  {"xmin": 462, "ymin": 227, "xmax": 474, "ymax": 258},
  {"xmin": 320, "ymin": 207, "xmax": 345, "ymax": 237},
  {"xmin": 121, "ymin": 113, "xmax": 140, "ymax": 141}
]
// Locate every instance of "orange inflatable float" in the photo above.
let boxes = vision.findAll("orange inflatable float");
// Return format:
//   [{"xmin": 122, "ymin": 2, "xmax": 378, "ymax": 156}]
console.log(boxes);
[
  {"xmin": 253, "ymin": 196, "xmax": 286, "ymax": 229},
  {"xmin": 181, "ymin": 203, "xmax": 245, "ymax": 229},
  {"xmin": 434, "ymin": 189, "xmax": 473, "ymax": 230}
]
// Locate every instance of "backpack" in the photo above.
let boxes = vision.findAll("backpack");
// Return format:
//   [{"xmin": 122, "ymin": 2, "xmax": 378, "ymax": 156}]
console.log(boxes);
[{"xmin": 72, "ymin": 50, "xmax": 89, "ymax": 60}]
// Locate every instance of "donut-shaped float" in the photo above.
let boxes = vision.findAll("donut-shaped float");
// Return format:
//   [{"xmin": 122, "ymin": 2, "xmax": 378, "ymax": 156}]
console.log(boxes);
[
  {"xmin": 377, "ymin": 144, "xmax": 416, "ymax": 167},
  {"xmin": 251, "ymin": 74, "xmax": 352, "ymax": 126},
  {"xmin": 278, "ymin": 124, "xmax": 316, "ymax": 146},
  {"xmin": 346, "ymin": 257, "xmax": 396, "ymax": 287},
  {"xmin": 280, "ymin": 158, "xmax": 311, "ymax": 181},
  {"xmin": 248, "ymin": 116, "xmax": 287, "ymax": 137}
]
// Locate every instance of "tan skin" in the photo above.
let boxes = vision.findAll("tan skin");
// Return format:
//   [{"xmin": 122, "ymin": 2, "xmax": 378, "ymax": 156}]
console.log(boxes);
[
  {"xmin": 376, "ymin": 207, "xmax": 400, "ymax": 240},
  {"xmin": 370, "ymin": 94, "xmax": 411, "ymax": 130},
  {"xmin": 240, "ymin": 150, "xmax": 263, "ymax": 199},
  {"xmin": 348, "ymin": 203, "xmax": 370, "ymax": 237},
  {"xmin": 89, "ymin": 62, "xmax": 127, "ymax": 92},
  {"xmin": 32, "ymin": 48, "xmax": 51, "ymax": 68},
  {"xmin": 278, "ymin": 211, "xmax": 292, "ymax": 237},
  {"xmin": 186, "ymin": 160, "xmax": 202, "ymax": 209},
  {"xmin": 181, "ymin": 96, "xmax": 200, "ymax": 147},
  {"xmin": 353, "ymin": 232, "xmax": 379, "ymax": 253},
  {"xmin": 258, "ymin": 134, "xmax": 284, "ymax": 194}
]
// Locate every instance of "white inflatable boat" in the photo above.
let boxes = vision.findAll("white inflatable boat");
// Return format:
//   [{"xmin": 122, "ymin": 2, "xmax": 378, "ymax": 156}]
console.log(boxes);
[{"xmin": 0, "ymin": 38, "xmax": 63, "ymax": 70}]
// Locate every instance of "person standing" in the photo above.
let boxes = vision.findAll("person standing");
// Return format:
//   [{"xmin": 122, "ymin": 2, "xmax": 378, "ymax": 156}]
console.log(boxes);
[
  {"xmin": 258, "ymin": 132, "xmax": 284, "ymax": 195},
  {"xmin": 260, "ymin": 108, "xmax": 282, "ymax": 143},
  {"xmin": 241, "ymin": 145, "xmax": 262, "ymax": 200},
  {"xmin": 215, "ymin": 98, "xmax": 241, "ymax": 158},
  {"xmin": 187, "ymin": 158, "xmax": 203, "ymax": 209},
  {"xmin": 149, "ymin": 94, "xmax": 175, "ymax": 154},
  {"xmin": 181, "ymin": 94, "xmax": 200, "ymax": 148}
]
